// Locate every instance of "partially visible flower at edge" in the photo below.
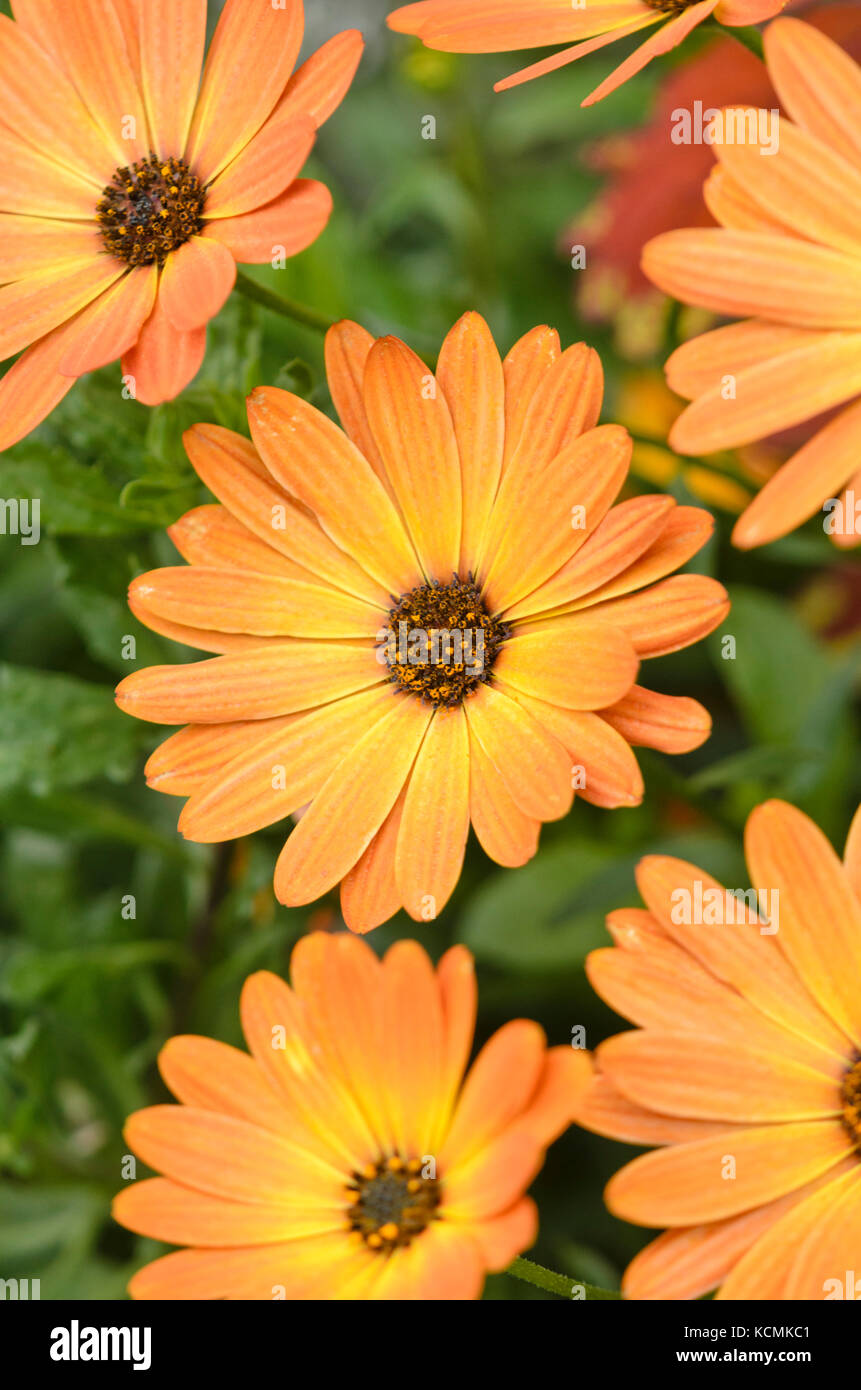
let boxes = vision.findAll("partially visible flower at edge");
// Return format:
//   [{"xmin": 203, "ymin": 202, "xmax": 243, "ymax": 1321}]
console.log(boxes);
[
  {"xmin": 643, "ymin": 17, "xmax": 861, "ymax": 549},
  {"xmin": 0, "ymin": 0, "xmax": 362, "ymax": 450},
  {"xmin": 114, "ymin": 931, "xmax": 591, "ymax": 1300},
  {"xmin": 387, "ymin": 0, "xmax": 785, "ymax": 106},
  {"xmin": 578, "ymin": 797, "xmax": 861, "ymax": 1300}
]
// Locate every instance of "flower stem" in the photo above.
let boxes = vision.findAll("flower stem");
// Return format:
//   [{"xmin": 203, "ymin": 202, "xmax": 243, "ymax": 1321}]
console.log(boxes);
[
  {"xmin": 703, "ymin": 20, "xmax": 764, "ymax": 61},
  {"xmin": 234, "ymin": 270, "xmax": 335, "ymax": 334},
  {"xmin": 506, "ymin": 1256, "xmax": 620, "ymax": 1300}
]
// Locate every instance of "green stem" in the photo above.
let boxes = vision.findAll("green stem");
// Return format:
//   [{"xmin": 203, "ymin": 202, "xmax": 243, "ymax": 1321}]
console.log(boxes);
[
  {"xmin": 506, "ymin": 1256, "xmax": 620, "ymax": 1301},
  {"xmin": 702, "ymin": 20, "xmax": 764, "ymax": 61},
  {"xmin": 234, "ymin": 270, "xmax": 335, "ymax": 334}
]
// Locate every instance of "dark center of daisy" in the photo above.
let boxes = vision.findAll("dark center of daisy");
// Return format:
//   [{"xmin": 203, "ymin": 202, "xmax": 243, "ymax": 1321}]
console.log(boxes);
[
  {"xmin": 347, "ymin": 1155, "xmax": 441, "ymax": 1250},
  {"xmin": 381, "ymin": 576, "xmax": 509, "ymax": 707},
  {"xmin": 97, "ymin": 154, "xmax": 206, "ymax": 267},
  {"xmin": 643, "ymin": 0, "xmax": 696, "ymax": 11},
  {"xmin": 842, "ymin": 1056, "xmax": 861, "ymax": 1150}
]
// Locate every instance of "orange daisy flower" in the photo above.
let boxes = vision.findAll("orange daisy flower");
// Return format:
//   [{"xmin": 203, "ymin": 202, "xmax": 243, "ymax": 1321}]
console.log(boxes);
[
  {"xmin": 387, "ymin": 0, "xmax": 784, "ymax": 105},
  {"xmin": 113, "ymin": 931, "xmax": 590, "ymax": 1300},
  {"xmin": 115, "ymin": 312, "xmax": 728, "ymax": 933},
  {"xmin": 643, "ymin": 18, "xmax": 861, "ymax": 550},
  {"xmin": 0, "ymin": 0, "xmax": 362, "ymax": 450},
  {"xmin": 578, "ymin": 798, "xmax": 861, "ymax": 1300}
]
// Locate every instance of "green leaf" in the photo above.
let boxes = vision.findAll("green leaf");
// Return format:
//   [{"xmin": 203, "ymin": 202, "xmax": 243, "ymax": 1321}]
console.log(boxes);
[{"xmin": 0, "ymin": 665, "xmax": 143, "ymax": 794}]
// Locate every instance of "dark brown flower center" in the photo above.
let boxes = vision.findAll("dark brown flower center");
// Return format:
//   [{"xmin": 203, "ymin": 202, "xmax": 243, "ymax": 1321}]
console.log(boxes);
[
  {"xmin": 380, "ymin": 576, "xmax": 509, "ymax": 708},
  {"xmin": 97, "ymin": 154, "xmax": 206, "ymax": 267},
  {"xmin": 347, "ymin": 1155, "xmax": 441, "ymax": 1250},
  {"xmin": 643, "ymin": 0, "xmax": 697, "ymax": 12},
  {"xmin": 842, "ymin": 1056, "xmax": 861, "ymax": 1151}
]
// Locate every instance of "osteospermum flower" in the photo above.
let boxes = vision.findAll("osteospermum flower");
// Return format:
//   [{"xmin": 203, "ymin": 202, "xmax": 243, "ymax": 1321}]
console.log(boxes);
[
  {"xmin": 115, "ymin": 313, "xmax": 728, "ymax": 931},
  {"xmin": 578, "ymin": 799, "xmax": 861, "ymax": 1300},
  {"xmin": 387, "ymin": 0, "xmax": 784, "ymax": 105},
  {"xmin": 114, "ymin": 932, "xmax": 590, "ymax": 1299},
  {"xmin": 0, "ymin": 0, "xmax": 362, "ymax": 449},
  {"xmin": 643, "ymin": 18, "xmax": 861, "ymax": 550}
]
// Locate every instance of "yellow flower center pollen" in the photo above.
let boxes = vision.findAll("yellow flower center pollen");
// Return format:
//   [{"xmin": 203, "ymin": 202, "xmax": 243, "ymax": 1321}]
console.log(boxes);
[
  {"xmin": 347, "ymin": 1154, "xmax": 441, "ymax": 1251},
  {"xmin": 381, "ymin": 576, "xmax": 509, "ymax": 708},
  {"xmin": 97, "ymin": 154, "xmax": 206, "ymax": 267},
  {"xmin": 842, "ymin": 1056, "xmax": 861, "ymax": 1150}
]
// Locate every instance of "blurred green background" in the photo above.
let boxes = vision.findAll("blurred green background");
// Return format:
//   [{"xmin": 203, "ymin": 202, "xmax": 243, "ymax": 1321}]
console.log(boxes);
[{"xmin": 1, "ymin": 0, "xmax": 859, "ymax": 1299}]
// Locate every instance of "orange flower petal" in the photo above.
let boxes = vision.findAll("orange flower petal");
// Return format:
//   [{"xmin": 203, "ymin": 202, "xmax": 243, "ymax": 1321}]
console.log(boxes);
[
  {"xmin": 59, "ymin": 264, "xmax": 157, "ymax": 377},
  {"xmin": 703, "ymin": 165, "xmax": 797, "ymax": 236},
  {"xmin": 124, "ymin": 1105, "xmax": 341, "ymax": 1204},
  {"xmin": 178, "ymin": 686, "xmax": 392, "ymax": 842},
  {"xmin": 581, "ymin": 1, "xmax": 718, "ymax": 108},
  {"xmin": 0, "ymin": 215, "xmax": 101, "ymax": 282},
  {"xmin": 496, "ymin": 614, "xmax": 639, "ymax": 709},
  {"xmin": 578, "ymin": 1074, "xmax": 733, "ymax": 1146},
  {"xmin": 0, "ymin": 125, "xmax": 100, "ymax": 216},
  {"xmin": 381, "ymin": 938, "xmax": 446, "ymax": 1156},
  {"xmin": 395, "ymin": 707, "xmax": 470, "ymax": 922},
  {"xmin": 601, "ymin": 685, "xmax": 712, "ymax": 754},
  {"xmin": 139, "ymin": 0, "xmax": 206, "ymax": 159},
  {"xmin": 157, "ymin": 1034, "xmax": 292, "ymax": 1135},
  {"xmin": 247, "ymin": 385, "xmax": 422, "ymax": 598},
  {"xmin": 504, "ymin": 495, "xmax": 675, "ymax": 621},
  {"xmin": 436, "ymin": 311, "xmax": 505, "ymax": 571},
  {"xmin": 443, "ymin": 1129, "xmax": 542, "ymax": 1222},
  {"xmin": 185, "ymin": 0, "xmax": 304, "ymax": 182},
  {"xmin": 606, "ymin": 1121, "xmax": 850, "ymax": 1227},
  {"xmin": 324, "ymin": 319, "xmax": 388, "ymax": 486},
  {"xmin": 115, "ymin": 643, "xmax": 383, "ymax": 724},
  {"xmin": 494, "ymin": 15, "xmax": 658, "ymax": 94},
  {"xmin": 745, "ymin": 799, "xmax": 861, "ymax": 1049},
  {"xmin": 129, "ymin": 567, "xmax": 382, "ymax": 640},
  {"xmin": 273, "ymin": 29, "xmax": 364, "ymax": 129},
  {"xmin": 463, "ymin": 681, "xmax": 573, "ymax": 821},
  {"xmin": 732, "ymin": 396, "xmax": 861, "ymax": 549},
  {"xmin": 145, "ymin": 719, "xmax": 291, "ymax": 796},
  {"xmin": 510, "ymin": 689, "xmax": 644, "ymax": 808},
  {"xmin": 643, "ymin": 228, "xmax": 861, "ymax": 330},
  {"xmin": 122, "ymin": 290, "xmax": 205, "ymax": 406},
  {"xmin": 45, "ymin": 0, "xmax": 150, "ymax": 162},
  {"xmin": 765, "ymin": 17, "xmax": 861, "ymax": 164},
  {"xmin": 158, "ymin": 236, "xmax": 236, "ymax": 333},
  {"xmin": 340, "ymin": 787, "xmax": 407, "ymax": 935},
  {"xmin": 501, "ymin": 323, "xmax": 560, "ymax": 469},
  {"xmin": 665, "ymin": 319, "xmax": 820, "ymax": 401},
  {"xmin": 468, "ymin": 1197, "xmax": 538, "ymax": 1271},
  {"xmin": 781, "ymin": 1167, "xmax": 861, "ymax": 1299},
  {"xmin": 713, "ymin": 108, "xmax": 861, "ymax": 258},
  {"xmin": 599, "ymin": 1031, "xmax": 840, "ymax": 1123},
  {"xmin": 560, "ymin": 506, "xmax": 715, "ymax": 619},
  {"xmin": 585, "ymin": 574, "xmax": 729, "ymax": 659},
  {"xmin": 127, "ymin": 1234, "xmax": 375, "ymax": 1301},
  {"xmin": 114, "ymin": 1177, "xmax": 336, "ymax": 1247},
  {"xmin": 389, "ymin": 0, "xmax": 644, "ymax": 50},
  {"xmin": 182, "ymin": 423, "xmax": 388, "ymax": 606},
  {"xmin": 205, "ymin": 178, "xmax": 333, "ymax": 264},
  {"xmin": 440, "ymin": 1020, "xmax": 546, "ymax": 1170},
  {"xmin": 168, "ymin": 504, "xmax": 310, "ymax": 580},
  {"xmin": 467, "ymin": 726, "xmax": 540, "ymax": 867},
  {"xmin": 273, "ymin": 696, "xmax": 431, "ymax": 905},
  {"xmin": 480, "ymin": 423, "xmax": 630, "ymax": 615},
  {"xmin": 0, "ymin": 13, "xmax": 114, "ymax": 183},
  {"xmin": 0, "ymin": 259, "xmax": 125, "ymax": 360},
  {"xmin": 844, "ymin": 802, "xmax": 861, "ymax": 904},
  {"xmin": 205, "ymin": 115, "xmax": 315, "ymax": 220},
  {"xmin": 517, "ymin": 1046, "xmax": 592, "ymax": 1146},
  {"xmin": 635, "ymin": 854, "xmax": 851, "ymax": 1060},
  {"xmin": 363, "ymin": 336, "xmax": 462, "ymax": 581}
]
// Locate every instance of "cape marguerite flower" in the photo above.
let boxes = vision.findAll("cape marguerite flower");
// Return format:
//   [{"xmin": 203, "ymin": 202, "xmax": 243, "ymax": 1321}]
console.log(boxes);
[
  {"xmin": 114, "ymin": 932, "xmax": 591, "ymax": 1299},
  {"xmin": 578, "ymin": 799, "xmax": 861, "ymax": 1299},
  {"xmin": 115, "ymin": 312, "xmax": 728, "ymax": 932},
  {"xmin": 643, "ymin": 18, "xmax": 861, "ymax": 549},
  {"xmin": 387, "ymin": 0, "xmax": 784, "ymax": 105},
  {"xmin": 0, "ymin": 0, "xmax": 362, "ymax": 449}
]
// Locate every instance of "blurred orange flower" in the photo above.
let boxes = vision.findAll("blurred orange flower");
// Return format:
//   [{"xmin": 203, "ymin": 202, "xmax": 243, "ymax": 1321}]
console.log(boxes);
[
  {"xmin": 0, "ymin": 0, "xmax": 362, "ymax": 449},
  {"xmin": 114, "ymin": 932, "xmax": 590, "ymax": 1300},
  {"xmin": 116, "ymin": 313, "xmax": 728, "ymax": 932},
  {"xmin": 388, "ymin": 0, "xmax": 785, "ymax": 104},
  {"xmin": 579, "ymin": 798, "xmax": 861, "ymax": 1300},
  {"xmin": 644, "ymin": 17, "xmax": 861, "ymax": 548}
]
